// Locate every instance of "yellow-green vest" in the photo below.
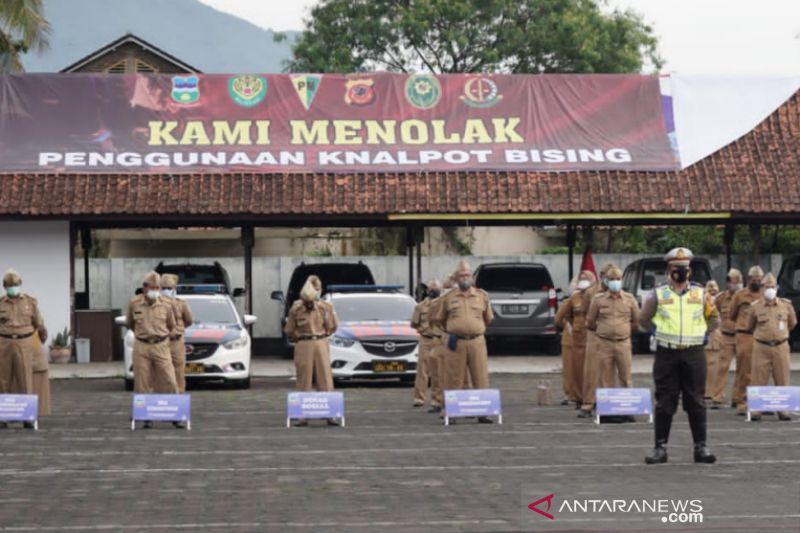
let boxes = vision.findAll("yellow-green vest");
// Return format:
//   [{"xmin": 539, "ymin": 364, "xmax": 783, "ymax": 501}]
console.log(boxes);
[{"xmin": 651, "ymin": 283, "xmax": 708, "ymax": 347}]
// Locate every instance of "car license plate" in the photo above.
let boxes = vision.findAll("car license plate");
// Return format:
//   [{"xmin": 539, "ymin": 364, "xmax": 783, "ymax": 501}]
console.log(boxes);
[
  {"xmin": 501, "ymin": 304, "xmax": 529, "ymax": 314},
  {"xmin": 185, "ymin": 363, "xmax": 204, "ymax": 374},
  {"xmin": 372, "ymin": 360, "xmax": 406, "ymax": 373}
]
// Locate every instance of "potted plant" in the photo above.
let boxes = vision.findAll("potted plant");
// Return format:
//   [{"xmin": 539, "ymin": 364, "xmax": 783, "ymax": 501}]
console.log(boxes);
[{"xmin": 49, "ymin": 327, "xmax": 72, "ymax": 363}]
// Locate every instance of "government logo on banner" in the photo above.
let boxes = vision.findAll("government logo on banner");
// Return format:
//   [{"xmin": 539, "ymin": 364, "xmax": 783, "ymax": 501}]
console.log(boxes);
[
  {"xmin": 291, "ymin": 74, "xmax": 321, "ymax": 110},
  {"xmin": 228, "ymin": 75, "xmax": 267, "ymax": 107}
]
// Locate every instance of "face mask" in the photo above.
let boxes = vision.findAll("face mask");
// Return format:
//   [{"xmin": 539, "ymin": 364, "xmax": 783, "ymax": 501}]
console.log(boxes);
[
  {"xmin": 577, "ymin": 280, "xmax": 591, "ymax": 290},
  {"xmin": 749, "ymin": 282, "xmax": 761, "ymax": 291},
  {"xmin": 763, "ymin": 287, "xmax": 777, "ymax": 300},
  {"xmin": 671, "ymin": 269, "xmax": 689, "ymax": 283},
  {"xmin": 5, "ymin": 286, "xmax": 20, "ymax": 297},
  {"xmin": 304, "ymin": 300, "xmax": 315, "ymax": 310},
  {"xmin": 428, "ymin": 290, "xmax": 440, "ymax": 299},
  {"xmin": 729, "ymin": 283, "xmax": 742, "ymax": 292},
  {"xmin": 146, "ymin": 290, "xmax": 160, "ymax": 300},
  {"xmin": 161, "ymin": 289, "xmax": 175, "ymax": 298},
  {"xmin": 457, "ymin": 279, "xmax": 472, "ymax": 290},
  {"xmin": 607, "ymin": 280, "xmax": 622, "ymax": 293}
]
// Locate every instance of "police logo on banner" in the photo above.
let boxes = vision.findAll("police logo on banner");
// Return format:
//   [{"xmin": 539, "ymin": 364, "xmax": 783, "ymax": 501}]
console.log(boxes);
[
  {"xmin": 344, "ymin": 78, "xmax": 375, "ymax": 106},
  {"xmin": 291, "ymin": 74, "xmax": 321, "ymax": 110},
  {"xmin": 460, "ymin": 76, "xmax": 502, "ymax": 108},
  {"xmin": 171, "ymin": 76, "xmax": 200, "ymax": 104},
  {"xmin": 228, "ymin": 75, "xmax": 267, "ymax": 107},
  {"xmin": 404, "ymin": 74, "xmax": 441, "ymax": 109}
]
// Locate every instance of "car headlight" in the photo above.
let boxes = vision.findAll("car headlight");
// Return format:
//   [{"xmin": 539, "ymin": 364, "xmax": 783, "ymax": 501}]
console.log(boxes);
[
  {"xmin": 330, "ymin": 335, "xmax": 355, "ymax": 348},
  {"xmin": 223, "ymin": 332, "xmax": 249, "ymax": 350}
]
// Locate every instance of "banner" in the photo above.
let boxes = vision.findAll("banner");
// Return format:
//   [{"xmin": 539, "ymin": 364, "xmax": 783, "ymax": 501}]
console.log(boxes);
[{"xmin": 0, "ymin": 73, "xmax": 678, "ymax": 173}]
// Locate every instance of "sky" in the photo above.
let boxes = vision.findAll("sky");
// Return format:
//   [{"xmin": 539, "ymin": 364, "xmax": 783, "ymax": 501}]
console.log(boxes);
[{"xmin": 198, "ymin": 0, "xmax": 800, "ymax": 75}]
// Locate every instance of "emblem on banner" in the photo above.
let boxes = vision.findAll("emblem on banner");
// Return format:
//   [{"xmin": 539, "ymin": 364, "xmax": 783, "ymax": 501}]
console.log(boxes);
[
  {"xmin": 460, "ymin": 76, "xmax": 502, "ymax": 108},
  {"xmin": 291, "ymin": 74, "xmax": 321, "ymax": 110},
  {"xmin": 171, "ymin": 76, "xmax": 200, "ymax": 104},
  {"xmin": 404, "ymin": 74, "xmax": 441, "ymax": 109},
  {"xmin": 345, "ymin": 78, "xmax": 375, "ymax": 106},
  {"xmin": 228, "ymin": 75, "xmax": 267, "ymax": 107}
]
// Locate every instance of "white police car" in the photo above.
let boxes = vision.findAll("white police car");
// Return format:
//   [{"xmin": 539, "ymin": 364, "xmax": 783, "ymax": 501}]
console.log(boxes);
[
  {"xmin": 118, "ymin": 285, "xmax": 256, "ymax": 390},
  {"xmin": 325, "ymin": 285, "xmax": 419, "ymax": 382}
]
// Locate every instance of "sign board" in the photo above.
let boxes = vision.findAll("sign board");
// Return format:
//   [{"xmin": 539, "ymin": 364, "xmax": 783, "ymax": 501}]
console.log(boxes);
[
  {"xmin": 287, "ymin": 391, "xmax": 345, "ymax": 427},
  {"xmin": 444, "ymin": 389, "xmax": 502, "ymax": 425},
  {"xmin": 131, "ymin": 394, "xmax": 191, "ymax": 430},
  {"xmin": 595, "ymin": 388, "xmax": 653, "ymax": 423},
  {"xmin": 747, "ymin": 386, "xmax": 800, "ymax": 420},
  {"xmin": 0, "ymin": 394, "xmax": 38, "ymax": 428}
]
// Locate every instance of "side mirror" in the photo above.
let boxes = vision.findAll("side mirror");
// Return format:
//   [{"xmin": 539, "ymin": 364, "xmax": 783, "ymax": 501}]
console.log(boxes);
[
  {"xmin": 243, "ymin": 314, "xmax": 257, "ymax": 326},
  {"xmin": 270, "ymin": 290, "xmax": 285, "ymax": 303},
  {"xmin": 232, "ymin": 287, "xmax": 245, "ymax": 298},
  {"xmin": 114, "ymin": 316, "xmax": 127, "ymax": 326}
]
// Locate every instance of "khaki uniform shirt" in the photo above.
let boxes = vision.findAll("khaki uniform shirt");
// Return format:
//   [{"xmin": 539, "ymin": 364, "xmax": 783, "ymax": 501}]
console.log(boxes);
[
  {"xmin": 167, "ymin": 297, "xmax": 193, "ymax": 336},
  {"xmin": 411, "ymin": 298, "xmax": 445, "ymax": 338},
  {"xmin": 730, "ymin": 287, "xmax": 763, "ymax": 332},
  {"xmin": 555, "ymin": 290, "xmax": 588, "ymax": 333},
  {"xmin": 587, "ymin": 291, "xmax": 640, "ymax": 340},
  {"xmin": 0, "ymin": 294, "xmax": 47, "ymax": 340},
  {"xmin": 747, "ymin": 297, "xmax": 797, "ymax": 342},
  {"xmin": 126, "ymin": 295, "xmax": 175, "ymax": 340},
  {"xmin": 581, "ymin": 284, "xmax": 606, "ymax": 315},
  {"xmin": 284, "ymin": 300, "xmax": 338, "ymax": 340},
  {"xmin": 434, "ymin": 287, "xmax": 494, "ymax": 337},
  {"xmin": 715, "ymin": 291, "xmax": 737, "ymax": 334}
]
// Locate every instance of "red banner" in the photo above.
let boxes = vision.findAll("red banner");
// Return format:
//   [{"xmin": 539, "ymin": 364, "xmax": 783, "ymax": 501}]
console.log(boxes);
[{"xmin": 0, "ymin": 73, "xmax": 678, "ymax": 173}]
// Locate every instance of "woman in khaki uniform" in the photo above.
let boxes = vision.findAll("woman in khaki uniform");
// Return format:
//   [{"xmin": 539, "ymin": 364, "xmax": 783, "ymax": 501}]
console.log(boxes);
[
  {"xmin": 555, "ymin": 271, "xmax": 596, "ymax": 408},
  {"xmin": 703, "ymin": 281, "xmax": 722, "ymax": 401},
  {"xmin": 284, "ymin": 275, "xmax": 339, "ymax": 426}
]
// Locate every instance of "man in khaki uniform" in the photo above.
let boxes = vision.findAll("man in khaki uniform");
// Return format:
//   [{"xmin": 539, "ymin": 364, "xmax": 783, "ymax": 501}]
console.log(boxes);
[
  {"xmin": 555, "ymin": 271, "xmax": 596, "ymax": 408},
  {"xmin": 587, "ymin": 266, "xmax": 639, "ymax": 392},
  {"xmin": 730, "ymin": 265, "xmax": 764, "ymax": 414},
  {"xmin": 0, "ymin": 269, "xmax": 47, "ymax": 429},
  {"xmin": 160, "ymin": 274, "xmax": 193, "ymax": 393},
  {"xmin": 709, "ymin": 269, "xmax": 742, "ymax": 409},
  {"xmin": 703, "ymin": 281, "xmax": 722, "ymax": 402},
  {"xmin": 746, "ymin": 273, "xmax": 797, "ymax": 421},
  {"xmin": 284, "ymin": 275, "xmax": 339, "ymax": 426},
  {"xmin": 410, "ymin": 279, "xmax": 444, "ymax": 410},
  {"xmin": 434, "ymin": 260, "xmax": 494, "ymax": 423},
  {"xmin": 578, "ymin": 263, "xmax": 612, "ymax": 418}
]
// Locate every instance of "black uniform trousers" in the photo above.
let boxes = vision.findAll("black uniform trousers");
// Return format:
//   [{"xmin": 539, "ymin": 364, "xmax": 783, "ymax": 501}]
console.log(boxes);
[{"xmin": 653, "ymin": 345, "xmax": 707, "ymax": 446}]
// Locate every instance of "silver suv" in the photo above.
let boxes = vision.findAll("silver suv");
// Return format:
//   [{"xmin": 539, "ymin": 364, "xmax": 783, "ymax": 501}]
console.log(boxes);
[{"xmin": 474, "ymin": 262, "xmax": 560, "ymax": 354}]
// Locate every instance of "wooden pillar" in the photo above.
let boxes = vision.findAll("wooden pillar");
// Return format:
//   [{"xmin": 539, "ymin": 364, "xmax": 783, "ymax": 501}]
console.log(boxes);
[
  {"xmin": 566, "ymin": 225, "xmax": 576, "ymax": 281},
  {"xmin": 241, "ymin": 225, "xmax": 255, "ymax": 317}
]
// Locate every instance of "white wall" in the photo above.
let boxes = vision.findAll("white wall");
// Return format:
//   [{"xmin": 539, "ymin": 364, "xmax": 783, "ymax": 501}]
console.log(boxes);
[{"xmin": 0, "ymin": 221, "xmax": 71, "ymax": 341}]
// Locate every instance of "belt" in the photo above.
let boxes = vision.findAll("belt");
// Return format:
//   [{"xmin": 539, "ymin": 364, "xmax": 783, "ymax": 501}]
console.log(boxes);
[
  {"xmin": 596, "ymin": 334, "xmax": 630, "ymax": 342},
  {"xmin": 455, "ymin": 334, "xmax": 481, "ymax": 340},
  {"xmin": 657, "ymin": 342, "xmax": 701, "ymax": 351},
  {"xmin": 135, "ymin": 336, "xmax": 168, "ymax": 344},
  {"xmin": 169, "ymin": 334, "xmax": 183, "ymax": 341},
  {"xmin": 297, "ymin": 335, "xmax": 327, "ymax": 341},
  {"xmin": 0, "ymin": 331, "xmax": 34, "ymax": 340},
  {"xmin": 755, "ymin": 338, "xmax": 788, "ymax": 347},
  {"xmin": 721, "ymin": 331, "xmax": 736, "ymax": 337},
  {"xmin": 736, "ymin": 330, "xmax": 753, "ymax": 335},
  {"xmin": 421, "ymin": 334, "xmax": 443, "ymax": 340}
]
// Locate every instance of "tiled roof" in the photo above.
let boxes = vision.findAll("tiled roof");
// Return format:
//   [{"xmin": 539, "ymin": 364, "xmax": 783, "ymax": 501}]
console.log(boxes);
[{"xmin": 1, "ymin": 91, "xmax": 797, "ymax": 221}]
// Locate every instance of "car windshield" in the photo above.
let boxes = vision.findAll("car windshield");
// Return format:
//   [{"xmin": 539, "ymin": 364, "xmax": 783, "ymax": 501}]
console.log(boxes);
[
  {"xmin": 164, "ymin": 269, "xmax": 222, "ymax": 285},
  {"xmin": 476, "ymin": 266, "xmax": 552, "ymax": 292},
  {"xmin": 780, "ymin": 258, "xmax": 800, "ymax": 291},
  {"xmin": 332, "ymin": 295, "xmax": 415, "ymax": 322},
  {"xmin": 187, "ymin": 298, "xmax": 238, "ymax": 324}
]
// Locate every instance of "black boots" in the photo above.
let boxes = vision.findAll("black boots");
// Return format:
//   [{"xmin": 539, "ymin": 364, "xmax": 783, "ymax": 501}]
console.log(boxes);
[
  {"xmin": 693, "ymin": 444, "xmax": 716, "ymax": 464},
  {"xmin": 645, "ymin": 445, "xmax": 668, "ymax": 464}
]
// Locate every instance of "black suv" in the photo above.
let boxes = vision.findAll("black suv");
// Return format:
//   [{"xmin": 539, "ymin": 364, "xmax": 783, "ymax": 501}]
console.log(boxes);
[{"xmin": 155, "ymin": 261, "xmax": 244, "ymax": 297}]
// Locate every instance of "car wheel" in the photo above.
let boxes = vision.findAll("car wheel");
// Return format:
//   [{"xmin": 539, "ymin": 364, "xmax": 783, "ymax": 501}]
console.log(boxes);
[
  {"xmin": 124, "ymin": 378, "xmax": 134, "ymax": 391},
  {"xmin": 232, "ymin": 377, "xmax": 251, "ymax": 390}
]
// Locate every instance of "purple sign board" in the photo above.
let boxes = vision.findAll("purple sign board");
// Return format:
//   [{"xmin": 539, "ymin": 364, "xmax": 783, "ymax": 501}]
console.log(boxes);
[
  {"xmin": 131, "ymin": 394, "xmax": 191, "ymax": 430},
  {"xmin": 747, "ymin": 386, "xmax": 800, "ymax": 417},
  {"xmin": 596, "ymin": 388, "xmax": 652, "ymax": 423},
  {"xmin": 0, "ymin": 394, "xmax": 38, "ymax": 425},
  {"xmin": 444, "ymin": 389, "xmax": 502, "ymax": 425},
  {"xmin": 287, "ymin": 392, "xmax": 345, "ymax": 426}
]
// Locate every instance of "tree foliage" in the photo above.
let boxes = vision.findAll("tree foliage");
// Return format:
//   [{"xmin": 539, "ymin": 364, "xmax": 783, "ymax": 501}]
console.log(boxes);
[
  {"xmin": 283, "ymin": 0, "xmax": 661, "ymax": 74},
  {"xmin": 0, "ymin": 0, "xmax": 50, "ymax": 72}
]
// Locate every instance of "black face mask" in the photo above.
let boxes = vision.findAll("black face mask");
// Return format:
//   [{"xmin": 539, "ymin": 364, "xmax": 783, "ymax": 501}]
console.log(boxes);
[
  {"xmin": 749, "ymin": 282, "xmax": 761, "ymax": 291},
  {"xmin": 671, "ymin": 269, "xmax": 689, "ymax": 283},
  {"xmin": 428, "ymin": 291, "xmax": 440, "ymax": 299}
]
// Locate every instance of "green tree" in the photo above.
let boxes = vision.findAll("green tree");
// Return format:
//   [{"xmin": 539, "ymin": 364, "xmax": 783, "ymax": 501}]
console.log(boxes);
[
  {"xmin": 0, "ymin": 0, "xmax": 50, "ymax": 72},
  {"xmin": 282, "ymin": 0, "xmax": 661, "ymax": 74}
]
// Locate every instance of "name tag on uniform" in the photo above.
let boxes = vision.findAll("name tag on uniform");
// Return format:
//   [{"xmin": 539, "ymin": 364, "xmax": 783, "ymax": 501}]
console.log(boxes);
[{"xmin": 779, "ymin": 321, "xmax": 786, "ymax": 331}]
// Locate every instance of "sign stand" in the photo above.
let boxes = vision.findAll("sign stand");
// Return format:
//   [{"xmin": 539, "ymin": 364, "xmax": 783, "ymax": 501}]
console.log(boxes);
[
  {"xmin": 746, "ymin": 386, "xmax": 800, "ymax": 422},
  {"xmin": 443, "ymin": 389, "xmax": 502, "ymax": 425},
  {"xmin": 594, "ymin": 388, "xmax": 653, "ymax": 425},
  {"xmin": 131, "ymin": 394, "xmax": 191, "ymax": 431},
  {"xmin": 287, "ymin": 391, "xmax": 345, "ymax": 428},
  {"xmin": 0, "ymin": 394, "xmax": 38, "ymax": 430}
]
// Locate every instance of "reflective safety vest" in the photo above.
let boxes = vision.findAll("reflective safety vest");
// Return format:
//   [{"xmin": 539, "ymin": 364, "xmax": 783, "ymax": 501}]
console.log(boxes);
[{"xmin": 651, "ymin": 283, "xmax": 708, "ymax": 347}]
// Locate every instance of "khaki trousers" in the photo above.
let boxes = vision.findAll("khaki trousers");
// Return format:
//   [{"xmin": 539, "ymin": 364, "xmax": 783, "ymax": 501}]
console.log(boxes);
[
  {"xmin": 571, "ymin": 328, "xmax": 587, "ymax": 404},
  {"xmin": 442, "ymin": 336, "xmax": 489, "ymax": 391},
  {"xmin": 750, "ymin": 341, "xmax": 791, "ymax": 387},
  {"xmin": 294, "ymin": 339, "xmax": 334, "ymax": 391},
  {"xmin": 429, "ymin": 340, "xmax": 444, "ymax": 406},
  {"xmin": 560, "ymin": 330, "xmax": 574, "ymax": 400},
  {"xmin": 414, "ymin": 337, "xmax": 436, "ymax": 404},
  {"xmin": 704, "ymin": 346, "xmax": 720, "ymax": 398},
  {"xmin": 733, "ymin": 333, "xmax": 755, "ymax": 410},
  {"xmin": 581, "ymin": 331, "xmax": 599, "ymax": 410},
  {"xmin": 711, "ymin": 335, "xmax": 737, "ymax": 402},
  {"xmin": 133, "ymin": 340, "xmax": 178, "ymax": 394},
  {"xmin": 0, "ymin": 337, "xmax": 34, "ymax": 394},
  {"xmin": 169, "ymin": 339, "xmax": 187, "ymax": 393},
  {"xmin": 597, "ymin": 336, "xmax": 633, "ymax": 389}
]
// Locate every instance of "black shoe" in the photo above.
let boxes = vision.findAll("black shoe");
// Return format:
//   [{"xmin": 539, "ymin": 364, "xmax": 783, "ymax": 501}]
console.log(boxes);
[
  {"xmin": 710, "ymin": 401, "xmax": 722, "ymax": 410},
  {"xmin": 778, "ymin": 412, "xmax": 792, "ymax": 421},
  {"xmin": 172, "ymin": 421, "xmax": 187, "ymax": 429},
  {"xmin": 427, "ymin": 405, "xmax": 442, "ymax": 413},
  {"xmin": 645, "ymin": 446, "xmax": 668, "ymax": 464},
  {"xmin": 750, "ymin": 413, "xmax": 762, "ymax": 421},
  {"xmin": 143, "ymin": 421, "xmax": 153, "ymax": 429},
  {"xmin": 413, "ymin": 402, "xmax": 424, "ymax": 408},
  {"xmin": 694, "ymin": 445, "xmax": 716, "ymax": 464},
  {"xmin": 326, "ymin": 418, "xmax": 340, "ymax": 426},
  {"xmin": 0, "ymin": 422, "xmax": 7, "ymax": 429},
  {"xmin": 577, "ymin": 409, "xmax": 593, "ymax": 419},
  {"xmin": 730, "ymin": 401, "xmax": 738, "ymax": 408},
  {"xmin": 23, "ymin": 421, "xmax": 35, "ymax": 429},
  {"xmin": 477, "ymin": 416, "xmax": 493, "ymax": 424},
  {"xmin": 292, "ymin": 418, "xmax": 308, "ymax": 427},
  {"xmin": 560, "ymin": 399, "xmax": 570, "ymax": 405},
  {"xmin": 574, "ymin": 403, "xmax": 582, "ymax": 410}
]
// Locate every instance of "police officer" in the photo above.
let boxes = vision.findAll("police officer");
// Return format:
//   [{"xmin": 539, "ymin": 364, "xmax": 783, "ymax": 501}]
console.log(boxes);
[
  {"xmin": 555, "ymin": 271, "xmax": 596, "ymax": 408},
  {"xmin": 160, "ymin": 274, "xmax": 193, "ymax": 394},
  {"xmin": 703, "ymin": 281, "xmax": 722, "ymax": 403},
  {"xmin": 709, "ymin": 269, "xmax": 742, "ymax": 409},
  {"xmin": 578, "ymin": 263, "xmax": 612, "ymax": 418},
  {"xmin": 730, "ymin": 266, "xmax": 764, "ymax": 414},
  {"xmin": 411, "ymin": 279, "xmax": 445, "ymax": 410},
  {"xmin": 126, "ymin": 272, "xmax": 178, "ymax": 428},
  {"xmin": 284, "ymin": 275, "xmax": 339, "ymax": 426},
  {"xmin": 746, "ymin": 273, "xmax": 797, "ymax": 421},
  {"xmin": 587, "ymin": 266, "xmax": 639, "ymax": 395},
  {"xmin": 434, "ymin": 260, "xmax": 494, "ymax": 423},
  {"xmin": 0, "ymin": 269, "xmax": 47, "ymax": 429},
  {"xmin": 641, "ymin": 248, "xmax": 718, "ymax": 464}
]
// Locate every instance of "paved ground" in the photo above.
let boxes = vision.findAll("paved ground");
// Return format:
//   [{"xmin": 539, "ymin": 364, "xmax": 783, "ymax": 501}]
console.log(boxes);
[{"xmin": 1, "ymin": 374, "xmax": 799, "ymax": 532}]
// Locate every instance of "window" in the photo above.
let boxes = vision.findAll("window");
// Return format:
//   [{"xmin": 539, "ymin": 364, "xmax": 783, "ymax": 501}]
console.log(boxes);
[
  {"xmin": 475, "ymin": 266, "xmax": 553, "ymax": 292},
  {"xmin": 187, "ymin": 299, "xmax": 237, "ymax": 324},
  {"xmin": 332, "ymin": 296, "xmax": 415, "ymax": 322}
]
